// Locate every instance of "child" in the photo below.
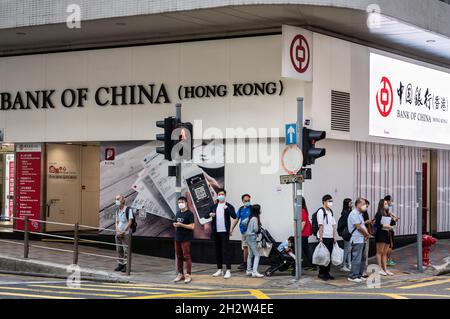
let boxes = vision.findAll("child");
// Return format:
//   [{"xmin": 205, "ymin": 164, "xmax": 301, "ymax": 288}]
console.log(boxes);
[{"xmin": 277, "ymin": 236, "xmax": 296, "ymax": 260}]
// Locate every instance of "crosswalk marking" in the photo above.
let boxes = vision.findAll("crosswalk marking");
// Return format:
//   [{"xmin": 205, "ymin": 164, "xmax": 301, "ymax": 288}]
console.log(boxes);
[
  {"xmin": 397, "ymin": 278, "xmax": 450, "ymax": 290},
  {"xmin": 0, "ymin": 286, "xmax": 124, "ymax": 298}
]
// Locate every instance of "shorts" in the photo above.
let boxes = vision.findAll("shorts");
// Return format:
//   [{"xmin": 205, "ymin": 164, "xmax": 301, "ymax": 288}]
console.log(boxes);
[{"xmin": 241, "ymin": 234, "xmax": 248, "ymax": 249}]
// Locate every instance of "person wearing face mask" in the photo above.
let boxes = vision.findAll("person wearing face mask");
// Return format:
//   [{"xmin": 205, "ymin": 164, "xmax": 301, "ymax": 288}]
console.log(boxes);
[
  {"xmin": 173, "ymin": 196, "xmax": 195, "ymax": 284},
  {"xmin": 347, "ymin": 198, "xmax": 371, "ymax": 283},
  {"xmin": 384, "ymin": 195, "xmax": 399, "ymax": 266},
  {"xmin": 337, "ymin": 198, "xmax": 353, "ymax": 272},
  {"xmin": 374, "ymin": 199, "xmax": 395, "ymax": 276},
  {"xmin": 316, "ymin": 194, "xmax": 337, "ymax": 281},
  {"xmin": 114, "ymin": 195, "xmax": 133, "ymax": 273},
  {"xmin": 209, "ymin": 189, "xmax": 237, "ymax": 279},
  {"xmin": 231, "ymin": 194, "xmax": 252, "ymax": 271},
  {"xmin": 301, "ymin": 197, "xmax": 314, "ymax": 269}
]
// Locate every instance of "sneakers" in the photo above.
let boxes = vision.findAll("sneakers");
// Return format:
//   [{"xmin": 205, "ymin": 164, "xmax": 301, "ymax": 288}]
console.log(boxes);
[
  {"xmin": 224, "ymin": 270, "xmax": 231, "ymax": 279},
  {"xmin": 318, "ymin": 274, "xmax": 329, "ymax": 281},
  {"xmin": 173, "ymin": 273, "xmax": 185, "ymax": 283},
  {"xmin": 212, "ymin": 269, "xmax": 224, "ymax": 277},
  {"xmin": 348, "ymin": 277, "xmax": 363, "ymax": 283},
  {"xmin": 121, "ymin": 266, "xmax": 127, "ymax": 273},
  {"xmin": 386, "ymin": 270, "xmax": 394, "ymax": 276},
  {"xmin": 184, "ymin": 274, "xmax": 192, "ymax": 284},
  {"xmin": 387, "ymin": 259, "xmax": 396, "ymax": 266},
  {"xmin": 114, "ymin": 264, "xmax": 124, "ymax": 271},
  {"xmin": 359, "ymin": 277, "xmax": 367, "ymax": 281},
  {"xmin": 341, "ymin": 266, "xmax": 351, "ymax": 272},
  {"xmin": 252, "ymin": 272, "xmax": 264, "ymax": 278},
  {"xmin": 379, "ymin": 270, "xmax": 388, "ymax": 276},
  {"xmin": 246, "ymin": 271, "xmax": 253, "ymax": 276}
]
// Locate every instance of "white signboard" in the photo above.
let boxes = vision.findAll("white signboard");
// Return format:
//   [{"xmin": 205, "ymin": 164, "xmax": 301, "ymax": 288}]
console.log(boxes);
[
  {"xmin": 282, "ymin": 25, "xmax": 313, "ymax": 81},
  {"xmin": 369, "ymin": 53, "xmax": 450, "ymax": 145}
]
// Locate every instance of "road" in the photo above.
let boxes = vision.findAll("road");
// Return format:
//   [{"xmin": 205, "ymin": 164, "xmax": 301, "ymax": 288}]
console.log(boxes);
[{"xmin": 0, "ymin": 273, "xmax": 448, "ymax": 299}]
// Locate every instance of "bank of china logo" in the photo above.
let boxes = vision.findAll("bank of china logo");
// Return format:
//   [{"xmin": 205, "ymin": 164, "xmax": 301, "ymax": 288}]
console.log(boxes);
[
  {"xmin": 290, "ymin": 34, "xmax": 310, "ymax": 74},
  {"xmin": 376, "ymin": 76, "xmax": 393, "ymax": 117}
]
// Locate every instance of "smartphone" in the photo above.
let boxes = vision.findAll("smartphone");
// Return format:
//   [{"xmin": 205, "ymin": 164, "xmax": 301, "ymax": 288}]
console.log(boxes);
[{"xmin": 184, "ymin": 166, "xmax": 215, "ymax": 225}]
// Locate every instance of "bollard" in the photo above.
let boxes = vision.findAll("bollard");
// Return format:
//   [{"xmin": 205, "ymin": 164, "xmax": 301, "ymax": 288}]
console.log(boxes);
[
  {"xmin": 24, "ymin": 216, "xmax": 29, "ymax": 259},
  {"xmin": 126, "ymin": 232, "xmax": 132, "ymax": 276},
  {"xmin": 73, "ymin": 222, "xmax": 79, "ymax": 265}
]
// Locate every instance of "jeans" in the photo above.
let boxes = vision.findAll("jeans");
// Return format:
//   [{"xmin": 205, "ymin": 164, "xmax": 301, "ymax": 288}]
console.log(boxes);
[
  {"xmin": 349, "ymin": 243, "xmax": 366, "ymax": 279},
  {"xmin": 342, "ymin": 240, "xmax": 352, "ymax": 268},
  {"xmin": 115, "ymin": 233, "xmax": 130, "ymax": 266},
  {"xmin": 318, "ymin": 238, "xmax": 334, "ymax": 277},
  {"xmin": 175, "ymin": 241, "xmax": 192, "ymax": 275},
  {"xmin": 246, "ymin": 235, "xmax": 260, "ymax": 273},
  {"xmin": 213, "ymin": 232, "xmax": 232, "ymax": 270}
]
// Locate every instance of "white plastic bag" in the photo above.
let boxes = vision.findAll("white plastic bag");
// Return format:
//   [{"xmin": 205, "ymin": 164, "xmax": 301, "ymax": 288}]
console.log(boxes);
[
  {"xmin": 331, "ymin": 242, "xmax": 344, "ymax": 266},
  {"xmin": 312, "ymin": 242, "xmax": 330, "ymax": 266}
]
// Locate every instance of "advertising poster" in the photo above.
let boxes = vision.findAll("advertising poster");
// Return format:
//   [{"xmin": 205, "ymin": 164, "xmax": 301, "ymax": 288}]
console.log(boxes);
[
  {"xmin": 99, "ymin": 140, "xmax": 225, "ymax": 239},
  {"xmin": 4, "ymin": 154, "xmax": 14, "ymax": 220},
  {"xmin": 14, "ymin": 144, "xmax": 42, "ymax": 232}
]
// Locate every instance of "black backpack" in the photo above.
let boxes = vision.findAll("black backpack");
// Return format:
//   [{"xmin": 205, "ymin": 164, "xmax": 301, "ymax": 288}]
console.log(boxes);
[
  {"xmin": 124, "ymin": 207, "xmax": 138, "ymax": 233},
  {"xmin": 311, "ymin": 207, "xmax": 333, "ymax": 237},
  {"xmin": 337, "ymin": 211, "xmax": 350, "ymax": 237}
]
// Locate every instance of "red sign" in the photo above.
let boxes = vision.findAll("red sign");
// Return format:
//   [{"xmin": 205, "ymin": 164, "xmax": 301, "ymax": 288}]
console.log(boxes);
[
  {"xmin": 290, "ymin": 34, "xmax": 310, "ymax": 74},
  {"xmin": 14, "ymin": 146, "xmax": 42, "ymax": 232},
  {"xmin": 376, "ymin": 76, "xmax": 393, "ymax": 117},
  {"xmin": 105, "ymin": 147, "xmax": 116, "ymax": 161},
  {"xmin": 8, "ymin": 159, "xmax": 14, "ymax": 218}
]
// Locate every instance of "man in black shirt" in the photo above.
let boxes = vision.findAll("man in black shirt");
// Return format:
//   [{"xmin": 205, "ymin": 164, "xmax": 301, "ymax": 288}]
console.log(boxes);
[{"xmin": 173, "ymin": 196, "xmax": 195, "ymax": 284}]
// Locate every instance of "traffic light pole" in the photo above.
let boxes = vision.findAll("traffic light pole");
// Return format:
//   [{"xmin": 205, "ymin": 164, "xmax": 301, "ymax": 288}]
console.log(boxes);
[
  {"xmin": 174, "ymin": 103, "xmax": 182, "ymax": 275},
  {"xmin": 294, "ymin": 97, "xmax": 304, "ymax": 280}
]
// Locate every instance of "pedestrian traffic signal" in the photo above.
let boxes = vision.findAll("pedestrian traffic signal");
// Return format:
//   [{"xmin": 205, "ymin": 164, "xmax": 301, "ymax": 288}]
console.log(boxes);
[
  {"xmin": 172, "ymin": 122, "xmax": 193, "ymax": 161},
  {"xmin": 302, "ymin": 127, "xmax": 326, "ymax": 166},
  {"xmin": 156, "ymin": 117, "xmax": 177, "ymax": 161}
]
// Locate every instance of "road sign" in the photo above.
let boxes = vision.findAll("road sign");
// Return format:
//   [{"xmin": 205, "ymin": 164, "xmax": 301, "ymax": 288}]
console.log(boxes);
[
  {"xmin": 285, "ymin": 123, "xmax": 296, "ymax": 145},
  {"xmin": 281, "ymin": 145, "xmax": 303, "ymax": 174},
  {"xmin": 280, "ymin": 174, "xmax": 304, "ymax": 184}
]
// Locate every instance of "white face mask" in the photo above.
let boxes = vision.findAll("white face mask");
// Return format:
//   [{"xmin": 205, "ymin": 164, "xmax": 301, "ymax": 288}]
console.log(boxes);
[
  {"xmin": 178, "ymin": 202, "xmax": 186, "ymax": 210},
  {"xmin": 361, "ymin": 204, "xmax": 367, "ymax": 212},
  {"xmin": 328, "ymin": 201, "xmax": 333, "ymax": 208},
  {"xmin": 115, "ymin": 200, "xmax": 121, "ymax": 206}
]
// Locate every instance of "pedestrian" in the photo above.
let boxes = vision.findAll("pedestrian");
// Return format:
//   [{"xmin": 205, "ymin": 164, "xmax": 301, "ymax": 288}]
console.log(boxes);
[
  {"xmin": 362, "ymin": 199, "xmax": 373, "ymax": 274},
  {"xmin": 231, "ymin": 194, "xmax": 252, "ymax": 271},
  {"xmin": 173, "ymin": 196, "xmax": 195, "ymax": 284},
  {"xmin": 316, "ymin": 194, "xmax": 337, "ymax": 281},
  {"xmin": 337, "ymin": 198, "xmax": 353, "ymax": 272},
  {"xmin": 347, "ymin": 198, "xmax": 371, "ymax": 283},
  {"xmin": 384, "ymin": 195, "xmax": 399, "ymax": 266},
  {"xmin": 114, "ymin": 195, "xmax": 133, "ymax": 273},
  {"xmin": 209, "ymin": 189, "xmax": 237, "ymax": 279},
  {"xmin": 245, "ymin": 204, "xmax": 264, "ymax": 278},
  {"xmin": 374, "ymin": 199, "xmax": 395, "ymax": 276},
  {"xmin": 301, "ymin": 197, "xmax": 314, "ymax": 269}
]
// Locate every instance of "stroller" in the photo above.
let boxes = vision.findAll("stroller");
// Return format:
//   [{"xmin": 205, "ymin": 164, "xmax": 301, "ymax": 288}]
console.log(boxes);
[{"xmin": 264, "ymin": 236, "xmax": 296, "ymax": 277}]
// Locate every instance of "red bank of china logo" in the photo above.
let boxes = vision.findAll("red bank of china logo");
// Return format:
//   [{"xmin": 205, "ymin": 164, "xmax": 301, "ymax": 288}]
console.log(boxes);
[
  {"xmin": 290, "ymin": 34, "xmax": 310, "ymax": 74},
  {"xmin": 376, "ymin": 76, "xmax": 393, "ymax": 117}
]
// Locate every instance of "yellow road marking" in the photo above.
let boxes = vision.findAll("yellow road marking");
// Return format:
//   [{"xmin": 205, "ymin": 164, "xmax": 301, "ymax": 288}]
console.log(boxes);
[
  {"xmin": 106, "ymin": 282, "xmax": 212, "ymax": 290},
  {"xmin": 267, "ymin": 290, "xmax": 450, "ymax": 298},
  {"xmin": 80, "ymin": 283, "xmax": 193, "ymax": 292},
  {"xmin": 0, "ymin": 291, "xmax": 81, "ymax": 299},
  {"xmin": 0, "ymin": 286, "xmax": 124, "ymax": 298},
  {"xmin": 397, "ymin": 278, "xmax": 450, "ymax": 290},
  {"xmin": 29, "ymin": 284, "xmax": 160, "ymax": 294},
  {"xmin": 126, "ymin": 289, "xmax": 247, "ymax": 299},
  {"xmin": 249, "ymin": 289, "xmax": 270, "ymax": 299},
  {"xmin": 383, "ymin": 293, "xmax": 409, "ymax": 299}
]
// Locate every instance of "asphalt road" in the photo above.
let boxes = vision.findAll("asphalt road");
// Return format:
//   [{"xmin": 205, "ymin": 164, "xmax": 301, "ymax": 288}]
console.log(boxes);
[{"xmin": 0, "ymin": 273, "xmax": 448, "ymax": 299}]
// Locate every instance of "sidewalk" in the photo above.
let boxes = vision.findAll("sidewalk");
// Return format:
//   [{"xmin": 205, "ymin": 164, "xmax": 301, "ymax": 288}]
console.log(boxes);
[{"xmin": 0, "ymin": 238, "xmax": 448, "ymax": 290}]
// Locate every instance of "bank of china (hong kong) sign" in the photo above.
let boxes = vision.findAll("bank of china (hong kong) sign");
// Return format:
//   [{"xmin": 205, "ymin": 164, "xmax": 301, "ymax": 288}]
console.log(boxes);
[
  {"xmin": 281, "ymin": 25, "xmax": 313, "ymax": 81},
  {"xmin": 369, "ymin": 52, "xmax": 450, "ymax": 145}
]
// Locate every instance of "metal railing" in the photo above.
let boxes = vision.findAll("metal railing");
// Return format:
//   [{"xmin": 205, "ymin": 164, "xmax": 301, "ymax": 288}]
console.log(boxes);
[{"xmin": 5, "ymin": 216, "xmax": 133, "ymax": 276}]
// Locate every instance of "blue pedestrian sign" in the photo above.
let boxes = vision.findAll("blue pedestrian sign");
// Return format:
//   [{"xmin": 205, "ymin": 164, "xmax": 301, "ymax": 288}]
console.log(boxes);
[{"xmin": 285, "ymin": 123, "xmax": 297, "ymax": 145}]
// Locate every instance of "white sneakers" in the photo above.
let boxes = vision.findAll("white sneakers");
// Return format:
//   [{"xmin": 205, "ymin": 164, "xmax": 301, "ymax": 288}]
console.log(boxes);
[
  {"xmin": 246, "ymin": 271, "xmax": 253, "ymax": 276},
  {"xmin": 252, "ymin": 272, "xmax": 264, "ymax": 278},
  {"xmin": 386, "ymin": 270, "xmax": 395, "ymax": 276},
  {"xmin": 224, "ymin": 270, "xmax": 231, "ymax": 279},
  {"xmin": 379, "ymin": 270, "xmax": 388, "ymax": 276},
  {"xmin": 212, "ymin": 269, "xmax": 224, "ymax": 277},
  {"xmin": 348, "ymin": 277, "xmax": 363, "ymax": 283},
  {"xmin": 172, "ymin": 273, "xmax": 184, "ymax": 282},
  {"xmin": 341, "ymin": 266, "xmax": 351, "ymax": 272}
]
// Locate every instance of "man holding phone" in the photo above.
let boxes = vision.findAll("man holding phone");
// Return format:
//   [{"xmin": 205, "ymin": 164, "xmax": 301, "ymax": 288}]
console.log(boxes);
[{"xmin": 209, "ymin": 189, "xmax": 237, "ymax": 279}]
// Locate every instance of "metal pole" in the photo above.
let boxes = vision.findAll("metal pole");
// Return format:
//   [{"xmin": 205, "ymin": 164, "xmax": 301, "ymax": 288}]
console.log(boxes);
[
  {"xmin": 174, "ymin": 103, "xmax": 182, "ymax": 275},
  {"xmin": 416, "ymin": 172, "xmax": 423, "ymax": 273},
  {"xmin": 294, "ymin": 97, "xmax": 304, "ymax": 280},
  {"xmin": 73, "ymin": 222, "xmax": 79, "ymax": 265},
  {"xmin": 24, "ymin": 216, "xmax": 29, "ymax": 259},
  {"xmin": 126, "ymin": 232, "xmax": 132, "ymax": 276}
]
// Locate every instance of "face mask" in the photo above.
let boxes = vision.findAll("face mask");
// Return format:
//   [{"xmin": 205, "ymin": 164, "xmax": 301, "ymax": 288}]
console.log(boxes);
[
  {"xmin": 178, "ymin": 202, "xmax": 186, "ymax": 210},
  {"xmin": 328, "ymin": 201, "xmax": 333, "ymax": 208},
  {"xmin": 115, "ymin": 200, "xmax": 121, "ymax": 206},
  {"xmin": 218, "ymin": 195, "xmax": 225, "ymax": 202},
  {"xmin": 384, "ymin": 205, "xmax": 389, "ymax": 210},
  {"xmin": 244, "ymin": 202, "xmax": 251, "ymax": 207},
  {"xmin": 361, "ymin": 204, "xmax": 367, "ymax": 212}
]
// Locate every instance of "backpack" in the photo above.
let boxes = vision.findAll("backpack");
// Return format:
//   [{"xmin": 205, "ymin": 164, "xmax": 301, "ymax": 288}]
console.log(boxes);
[
  {"xmin": 124, "ymin": 207, "xmax": 138, "ymax": 233},
  {"xmin": 311, "ymin": 207, "xmax": 333, "ymax": 237},
  {"xmin": 337, "ymin": 211, "xmax": 350, "ymax": 237},
  {"xmin": 341, "ymin": 224, "xmax": 357, "ymax": 242}
]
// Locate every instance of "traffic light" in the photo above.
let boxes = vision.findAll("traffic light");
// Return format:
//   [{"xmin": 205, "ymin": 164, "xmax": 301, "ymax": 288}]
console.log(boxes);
[
  {"xmin": 172, "ymin": 122, "xmax": 193, "ymax": 161},
  {"xmin": 302, "ymin": 127, "xmax": 326, "ymax": 166},
  {"xmin": 156, "ymin": 117, "xmax": 177, "ymax": 160}
]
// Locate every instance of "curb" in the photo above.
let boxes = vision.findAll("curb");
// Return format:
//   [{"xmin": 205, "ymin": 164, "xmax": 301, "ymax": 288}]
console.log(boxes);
[{"xmin": 0, "ymin": 254, "xmax": 130, "ymax": 283}]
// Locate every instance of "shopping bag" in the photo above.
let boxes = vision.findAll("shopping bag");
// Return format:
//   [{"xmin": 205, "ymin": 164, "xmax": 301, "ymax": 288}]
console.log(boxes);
[
  {"xmin": 312, "ymin": 242, "xmax": 330, "ymax": 266},
  {"xmin": 331, "ymin": 242, "xmax": 344, "ymax": 266},
  {"xmin": 257, "ymin": 241, "xmax": 273, "ymax": 257}
]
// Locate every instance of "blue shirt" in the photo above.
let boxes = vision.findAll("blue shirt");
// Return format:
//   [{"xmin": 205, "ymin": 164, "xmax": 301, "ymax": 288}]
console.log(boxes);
[
  {"xmin": 116, "ymin": 206, "xmax": 133, "ymax": 234},
  {"xmin": 348, "ymin": 208, "xmax": 367, "ymax": 244},
  {"xmin": 277, "ymin": 240, "xmax": 289, "ymax": 253},
  {"xmin": 236, "ymin": 206, "xmax": 252, "ymax": 233}
]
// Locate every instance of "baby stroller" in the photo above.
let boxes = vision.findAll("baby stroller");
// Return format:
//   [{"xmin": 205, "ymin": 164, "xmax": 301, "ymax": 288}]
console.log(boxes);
[{"xmin": 264, "ymin": 239, "xmax": 296, "ymax": 277}]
